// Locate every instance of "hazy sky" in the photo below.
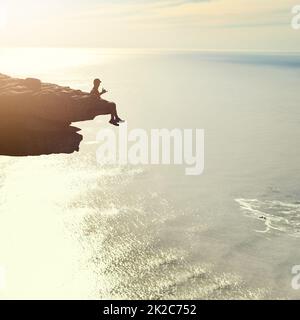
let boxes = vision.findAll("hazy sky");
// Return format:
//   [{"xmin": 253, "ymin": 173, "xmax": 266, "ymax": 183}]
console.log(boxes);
[{"xmin": 0, "ymin": 0, "xmax": 299, "ymax": 50}]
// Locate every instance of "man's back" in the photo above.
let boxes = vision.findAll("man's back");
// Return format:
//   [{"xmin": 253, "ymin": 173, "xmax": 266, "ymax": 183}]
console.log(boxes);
[{"xmin": 90, "ymin": 87, "xmax": 100, "ymax": 98}]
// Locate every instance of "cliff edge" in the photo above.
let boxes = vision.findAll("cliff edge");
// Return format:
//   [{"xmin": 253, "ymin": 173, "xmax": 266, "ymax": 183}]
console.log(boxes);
[{"xmin": 0, "ymin": 74, "xmax": 115, "ymax": 156}]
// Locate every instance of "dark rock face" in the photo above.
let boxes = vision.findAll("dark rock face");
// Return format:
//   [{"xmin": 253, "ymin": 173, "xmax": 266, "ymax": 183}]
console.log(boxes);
[
  {"xmin": 0, "ymin": 74, "xmax": 115, "ymax": 156},
  {"xmin": 0, "ymin": 124, "xmax": 83, "ymax": 156}
]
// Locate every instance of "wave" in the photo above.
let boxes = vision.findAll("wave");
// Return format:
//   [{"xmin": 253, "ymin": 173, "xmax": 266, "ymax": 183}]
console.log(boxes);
[{"xmin": 236, "ymin": 198, "xmax": 300, "ymax": 237}]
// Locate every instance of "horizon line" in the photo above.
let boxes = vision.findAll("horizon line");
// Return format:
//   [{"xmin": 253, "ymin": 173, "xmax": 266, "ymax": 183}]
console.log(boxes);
[{"xmin": 1, "ymin": 47, "xmax": 300, "ymax": 54}]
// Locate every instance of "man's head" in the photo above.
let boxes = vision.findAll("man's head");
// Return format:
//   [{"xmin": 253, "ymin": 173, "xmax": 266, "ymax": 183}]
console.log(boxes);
[{"xmin": 93, "ymin": 78, "xmax": 101, "ymax": 88}]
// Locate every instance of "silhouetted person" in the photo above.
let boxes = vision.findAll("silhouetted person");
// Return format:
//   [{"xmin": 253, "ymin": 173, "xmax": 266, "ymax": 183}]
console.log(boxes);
[
  {"xmin": 90, "ymin": 78, "xmax": 124, "ymax": 126},
  {"xmin": 90, "ymin": 78, "xmax": 106, "ymax": 98}
]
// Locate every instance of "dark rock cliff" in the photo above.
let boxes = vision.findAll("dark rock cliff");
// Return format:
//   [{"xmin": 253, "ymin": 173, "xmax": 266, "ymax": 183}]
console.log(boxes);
[{"xmin": 0, "ymin": 74, "xmax": 115, "ymax": 156}]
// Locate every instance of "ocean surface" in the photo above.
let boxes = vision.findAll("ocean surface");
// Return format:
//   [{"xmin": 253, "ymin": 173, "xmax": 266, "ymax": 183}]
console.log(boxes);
[{"xmin": 0, "ymin": 48, "xmax": 300, "ymax": 299}]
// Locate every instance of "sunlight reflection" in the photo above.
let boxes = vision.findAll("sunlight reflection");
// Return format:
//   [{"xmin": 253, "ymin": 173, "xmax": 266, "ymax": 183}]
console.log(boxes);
[
  {"xmin": 0, "ymin": 48, "xmax": 120, "ymax": 79},
  {"xmin": 0, "ymin": 156, "xmax": 96, "ymax": 299}
]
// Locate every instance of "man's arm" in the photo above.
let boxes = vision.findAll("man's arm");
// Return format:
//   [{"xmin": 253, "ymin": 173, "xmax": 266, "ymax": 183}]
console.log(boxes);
[{"xmin": 99, "ymin": 88, "xmax": 107, "ymax": 97}]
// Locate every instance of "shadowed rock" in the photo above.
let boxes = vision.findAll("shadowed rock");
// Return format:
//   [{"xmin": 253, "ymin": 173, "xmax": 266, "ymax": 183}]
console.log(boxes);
[{"xmin": 0, "ymin": 74, "xmax": 116, "ymax": 156}]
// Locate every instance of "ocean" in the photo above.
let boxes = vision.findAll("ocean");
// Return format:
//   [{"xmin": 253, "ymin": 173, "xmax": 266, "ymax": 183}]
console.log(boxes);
[{"xmin": 0, "ymin": 48, "xmax": 300, "ymax": 299}]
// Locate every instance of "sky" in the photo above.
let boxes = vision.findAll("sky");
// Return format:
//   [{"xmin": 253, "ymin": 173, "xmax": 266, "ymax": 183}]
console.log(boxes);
[{"xmin": 0, "ymin": 0, "xmax": 299, "ymax": 51}]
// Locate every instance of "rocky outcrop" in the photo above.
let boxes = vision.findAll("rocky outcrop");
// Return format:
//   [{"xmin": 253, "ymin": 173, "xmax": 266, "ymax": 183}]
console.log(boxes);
[{"xmin": 0, "ymin": 74, "xmax": 115, "ymax": 156}]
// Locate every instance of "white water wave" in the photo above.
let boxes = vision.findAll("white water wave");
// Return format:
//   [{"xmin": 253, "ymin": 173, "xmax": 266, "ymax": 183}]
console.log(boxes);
[{"xmin": 236, "ymin": 198, "xmax": 300, "ymax": 237}]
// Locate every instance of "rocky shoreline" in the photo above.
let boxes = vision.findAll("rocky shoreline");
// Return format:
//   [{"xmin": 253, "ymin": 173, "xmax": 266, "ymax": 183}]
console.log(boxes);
[{"xmin": 0, "ymin": 74, "xmax": 115, "ymax": 156}]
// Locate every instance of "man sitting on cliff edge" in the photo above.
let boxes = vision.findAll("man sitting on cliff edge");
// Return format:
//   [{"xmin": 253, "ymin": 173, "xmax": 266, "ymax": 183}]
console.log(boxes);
[{"xmin": 90, "ymin": 78, "xmax": 124, "ymax": 126}]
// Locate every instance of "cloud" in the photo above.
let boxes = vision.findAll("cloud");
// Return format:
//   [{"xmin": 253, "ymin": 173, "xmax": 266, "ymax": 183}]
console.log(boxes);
[
  {"xmin": 67, "ymin": 0, "xmax": 215, "ymax": 23},
  {"xmin": 68, "ymin": 0, "xmax": 288, "ymax": 33},
  {"xmin": 0, "ymin": 0, "xmax": 297, "ymax": 50}
]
